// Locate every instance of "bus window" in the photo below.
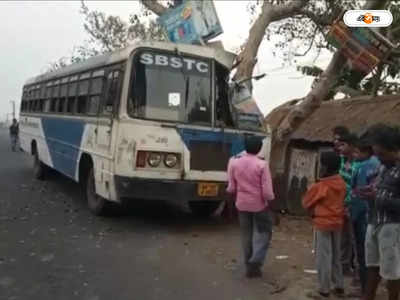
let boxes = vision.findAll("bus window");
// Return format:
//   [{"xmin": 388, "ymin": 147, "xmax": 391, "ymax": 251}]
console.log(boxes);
[
  {"xmin": 77, "ymin": 79, "xmax": 89, "ymax": 114},
  {"xmin": 88, "ymin": 76, "xmax": 103, "ymax": 115},
  {"xmin": 34, "ymin": 88, "xmax": 40, "ymax": 102},
  {"xmin": 32, "ymin": 100, "xmax": 38, "ymax": 112},
  {"xmin": 38, "ymin": 99, "xmax": 44, "ymax": 112},
  {"xmin": 104, "ymin": 71, "xmax": 120, "ymax": 115},
  {"xmin": 67, "ymin": 81, "xmax": 77, "ymax": 113},
  {"xmin": 51, "ymin": 84, "xmax": 60, "ymax": 113},
  {"xmin": 58, "ymin": 98, "xmax": 65, "ymax": 113},
  {"xmin": 131, "ymin": 52, "xmax": 211, "ymax": 125},
  {"xmin": 59, "ymin": 83, "xmax": 68, "ymax": 113},
  {"xmin": 215, "ymin": 63, "xmax": 234, "ymax": 128},
  {"xmin": 44, "ymin": 100, "xmax": 51, "ymax": 113},
  {"xmin": 45, "ymin": 85, "xmax": 53, "ymax": 113},
  {"xmin": 39, "ymin": 85, "xmax": 46, "ymax": 112}
]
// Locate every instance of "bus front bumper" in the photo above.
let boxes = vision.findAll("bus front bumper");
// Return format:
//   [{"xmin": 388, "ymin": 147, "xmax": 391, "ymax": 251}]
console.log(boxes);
[{"xmin": 114, "ymin": 176, "xmax": 228, "ymax": 203}]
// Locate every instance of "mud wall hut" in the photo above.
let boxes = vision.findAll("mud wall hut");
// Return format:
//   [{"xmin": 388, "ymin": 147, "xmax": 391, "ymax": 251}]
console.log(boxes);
[{"xmin": 265, "ymin": 94, "xmax": 400, "ymax": 215}]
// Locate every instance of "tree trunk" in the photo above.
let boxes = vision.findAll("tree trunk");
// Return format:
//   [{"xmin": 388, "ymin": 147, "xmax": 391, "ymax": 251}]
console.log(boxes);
[
  {"xmin": 233, "ymin": 2, "xmax": 273, "ymax": 81},
  {"xmin": 140, "ymin": 0, "xmax": 167, "ymax": 16},
  {"xmin": 234, "ymin": 1, "xmax": 306, "ymax": 82},
  {"xmin": 276, "ymin": 51, "xmax": 347, "ymax": 140}
]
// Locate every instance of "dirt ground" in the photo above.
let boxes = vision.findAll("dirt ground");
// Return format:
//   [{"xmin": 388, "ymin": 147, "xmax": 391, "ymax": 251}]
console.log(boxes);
[
  {"xmin": 204, "ymin": 215, "xmax": 384, "ymax": 300},
  {"xmin": 0, "ymin": 128, "xmax": 388, "ymax": 300}
]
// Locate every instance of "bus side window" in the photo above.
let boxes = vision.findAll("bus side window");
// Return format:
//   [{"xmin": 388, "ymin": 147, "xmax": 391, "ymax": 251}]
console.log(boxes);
[
  {"xmin": 104, "ymin": 70, "xmax": 121, "ymax": 115},
  {"xmin": 45, "ymin": 84, "xmax": 53, "ymax": 113},
  {"xmin": 32, "ymin": 88, "xmax": 37, "ymax": 112},
  {"xmin": 59, "ymin": 83, "xmax": 68, "ymax": 113},
  {"xmin": 51, "ymin": 83, "xmax": 60, "ymax": 113},
  {"xmin": 67, "ymin": 80, "xmax": 77, "ymax": 114},
  {"xmin": 88, "ymin": 76, "xmax": 104, "ymax": 115},
  {"xmin": 77, "ymin": 79, "xmax": 89, "ymax": 114},
  {"xmin": 39, "ymin": 85, "xmax": 46, "ymax": 112},
  {"xmin": 21, "ymin": 90, "xmax": 27, "ymax": 112}
]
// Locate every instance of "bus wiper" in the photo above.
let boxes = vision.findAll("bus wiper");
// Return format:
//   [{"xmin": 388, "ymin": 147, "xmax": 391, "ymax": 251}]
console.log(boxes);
[{"xmin": 184, "ymin": 77, "xmax": 189, "ymax": 109}]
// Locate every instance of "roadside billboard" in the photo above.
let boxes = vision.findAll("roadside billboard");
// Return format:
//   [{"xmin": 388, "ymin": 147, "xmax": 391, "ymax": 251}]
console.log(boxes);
[{"xmin": 157, "ymin": 0, "xmax": 223, "ymax": 44}]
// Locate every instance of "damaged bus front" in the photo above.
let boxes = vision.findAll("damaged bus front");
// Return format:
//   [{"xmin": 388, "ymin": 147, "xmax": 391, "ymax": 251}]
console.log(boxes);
[{"xmin": 114, "ymin": 43, "xmax": 270, "ymax": 216}]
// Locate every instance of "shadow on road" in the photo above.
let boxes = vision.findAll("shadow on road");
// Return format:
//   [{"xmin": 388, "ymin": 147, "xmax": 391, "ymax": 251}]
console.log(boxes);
[{"xmin": 39, "ymin": 169, "xmax": 232, "ymax": 234}]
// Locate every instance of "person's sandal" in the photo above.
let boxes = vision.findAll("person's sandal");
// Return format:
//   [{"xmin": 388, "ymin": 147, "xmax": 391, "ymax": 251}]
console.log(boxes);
[
  {"xmin": 332, "ymin": 288, "xmax": 345, "ymax": 298},
  {"xmin": 245, "ymin": 264, "xmax": 262, "ymax": 278}
]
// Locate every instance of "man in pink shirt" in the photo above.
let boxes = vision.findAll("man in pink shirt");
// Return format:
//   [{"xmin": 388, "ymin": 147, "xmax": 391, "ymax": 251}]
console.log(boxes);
[{"xmin": 227, "ymin": 136, "xmax": 275, "ymax": 278}]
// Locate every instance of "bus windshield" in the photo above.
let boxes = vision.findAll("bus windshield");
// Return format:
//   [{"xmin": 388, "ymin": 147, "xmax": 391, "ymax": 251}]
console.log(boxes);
[{"xmin": 129, "ymin": 51, "xmax": 212, "ymax": 125}]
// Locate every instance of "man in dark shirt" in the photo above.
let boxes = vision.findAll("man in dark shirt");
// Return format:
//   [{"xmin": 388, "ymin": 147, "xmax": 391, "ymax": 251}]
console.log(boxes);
[
  {"xmin": 362, "ymin": 125, "xmax": 400, "ymax": 300},
  {"xmin": 9, "ymin": 118, "xmax": 19, "ymax": 152},
  {"xmin": 338, "ymin": 133, "xmax": 359, "ymax": 276}
]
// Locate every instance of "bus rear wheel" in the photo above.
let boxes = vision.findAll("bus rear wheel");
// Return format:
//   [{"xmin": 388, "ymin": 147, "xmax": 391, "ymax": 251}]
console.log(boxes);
[
  {"xmin": 86, "ymin": 168, "xmax": 110, "ymax": 216},
  {"xmin": 33, "ymin": 151, "xmax": 46, "ymax": 180},
  {"xmin": 189, "ymin": 201, "xmax": 220, "ymax": 217}
]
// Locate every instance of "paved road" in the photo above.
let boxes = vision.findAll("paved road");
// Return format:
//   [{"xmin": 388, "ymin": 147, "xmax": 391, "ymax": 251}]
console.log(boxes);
[{"xmin": 0, "ymin": 128, "xmax": 276, "ymax": 300}]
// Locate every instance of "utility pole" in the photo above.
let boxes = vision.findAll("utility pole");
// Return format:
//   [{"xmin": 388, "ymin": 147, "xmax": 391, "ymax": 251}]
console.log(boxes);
[{"xmin": 5, "ymin": 113, "xmax": 12, "ymax": 127}]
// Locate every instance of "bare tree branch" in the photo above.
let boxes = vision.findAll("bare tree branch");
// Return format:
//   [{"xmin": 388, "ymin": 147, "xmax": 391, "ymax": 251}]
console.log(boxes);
[
  {"xmin": 277, "ymin": 51, "xmax": 347, "ymax": 140},
  {"xmin": 294, "ymin": 25, "xmax": 318, "ymax": 56},
  {"xmin": 364, "ymin": 0, "xmax": 391, "ymax": 10},
  {"xmin": 235, "ymin": 0, "xmax": 308, "ymax": 81},
  {"xmin": 140, "ymin": 0, "xmax": 168, "ymax": 16},
  {"xmin": 298, "ymin": 9, "xmax": 331, "ymax": 26},
  {"xmin": 269, "ymin": 0, "xmax": 309, "ymax": 21}
]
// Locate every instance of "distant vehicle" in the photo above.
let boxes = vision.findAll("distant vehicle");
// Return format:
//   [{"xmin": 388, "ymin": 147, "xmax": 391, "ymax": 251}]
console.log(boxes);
[{"xmin": 19, "ymin": 41, "xmax": 271, "ymax": 216}]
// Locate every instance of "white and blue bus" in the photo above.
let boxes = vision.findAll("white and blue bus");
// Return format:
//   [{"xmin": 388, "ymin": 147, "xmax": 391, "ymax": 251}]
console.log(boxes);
[{"xmin": 19, "ymin": 41, "xmax": 271, "ymax": 216}]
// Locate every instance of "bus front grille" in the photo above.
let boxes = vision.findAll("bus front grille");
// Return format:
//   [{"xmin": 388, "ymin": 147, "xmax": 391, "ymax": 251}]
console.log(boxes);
[{"xmin": 189, "ymin": 141, "xmax": 231, "ymax": 172}]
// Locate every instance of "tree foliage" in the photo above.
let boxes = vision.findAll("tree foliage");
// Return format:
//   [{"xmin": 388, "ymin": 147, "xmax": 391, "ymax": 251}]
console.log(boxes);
[
  {"xmin": 48, "ymin": 0, "xmax": 400, "ymax": 141},
  {"xmin": 257, "ymin": 0, "xmax": 400, "ymax": 98},
  {"xmin": 47, "ymin": 0, "xmax": 166, "ymax": 72}
]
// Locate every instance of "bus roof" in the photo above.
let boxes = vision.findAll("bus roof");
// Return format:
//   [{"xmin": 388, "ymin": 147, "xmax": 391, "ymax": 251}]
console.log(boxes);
[{"xmin": 24, "ymin": 41, "xmax": 236, "ymax": 86}]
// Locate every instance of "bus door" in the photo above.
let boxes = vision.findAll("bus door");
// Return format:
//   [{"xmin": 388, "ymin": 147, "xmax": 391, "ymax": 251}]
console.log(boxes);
[{"xmin": 96, "ymin": 68, "xmax": 123, "ymax": 153}]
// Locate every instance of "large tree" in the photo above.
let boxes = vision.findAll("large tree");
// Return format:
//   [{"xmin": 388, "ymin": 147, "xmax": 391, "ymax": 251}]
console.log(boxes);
[
  {"xmin": 51, "ymin": 0, "xmax": 399, "ymax": 142},
  {"xmin": 140, "ymin": 0, "xmax": 399, "ymax": 141},
  {"xmin": 273, "ymin": 0, "xmax": 399, "ymax": 140}
]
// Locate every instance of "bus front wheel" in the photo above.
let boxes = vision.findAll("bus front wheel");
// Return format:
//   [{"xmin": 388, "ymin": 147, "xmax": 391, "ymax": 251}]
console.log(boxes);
[
  {"xmin": 189, "ymin": 201, "xmax": 220, "ymax": 217},
  {"xmin": 86, "ymin": 168, "xmax": 110, "ymax": 216}
]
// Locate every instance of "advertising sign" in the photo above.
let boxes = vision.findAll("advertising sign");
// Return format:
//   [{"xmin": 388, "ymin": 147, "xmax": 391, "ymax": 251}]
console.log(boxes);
[
  {"xmin": 157, "ymin": 0, "xmax": 223, "ymax": 44},
  {"xmin": 327, "ymin": 19, "xmax": 393, "ymax": 74}
]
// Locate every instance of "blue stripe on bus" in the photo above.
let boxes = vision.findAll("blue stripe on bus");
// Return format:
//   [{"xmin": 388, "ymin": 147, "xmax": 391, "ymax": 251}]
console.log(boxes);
[
  {"xmin": 176, "ymin": 128, "xmax": 262, "ymax": 157},
  {"xmin": 41, "ymin": 117, "xmax": 85, "ymax": 179}
]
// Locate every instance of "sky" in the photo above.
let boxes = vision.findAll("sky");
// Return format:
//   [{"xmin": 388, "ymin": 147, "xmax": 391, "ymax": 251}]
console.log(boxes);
[{"xmin": 0, "ymin": 1, "xmax": 332, "ymax": 122}]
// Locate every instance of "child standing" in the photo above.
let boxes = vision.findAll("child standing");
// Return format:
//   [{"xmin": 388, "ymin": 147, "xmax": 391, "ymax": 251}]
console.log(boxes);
[{"xmin": 303, "ymin": 152, "xmax": 346, "ymax": 299}]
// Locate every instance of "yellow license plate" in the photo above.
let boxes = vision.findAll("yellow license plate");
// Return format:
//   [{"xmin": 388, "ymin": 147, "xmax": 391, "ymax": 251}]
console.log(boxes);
[{"xmin": 198, "ymin": 183, "xmax": 219, "ymax": 197}]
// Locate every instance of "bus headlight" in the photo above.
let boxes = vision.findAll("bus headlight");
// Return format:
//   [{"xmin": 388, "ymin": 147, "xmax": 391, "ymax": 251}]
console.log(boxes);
[
  {"xmin": 147, "ymin": 152, "xmax": 162, "ymax": 167},
  {"xmin": 164, "ymin": 153, "xmax": 178, "ymax": 168}
]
